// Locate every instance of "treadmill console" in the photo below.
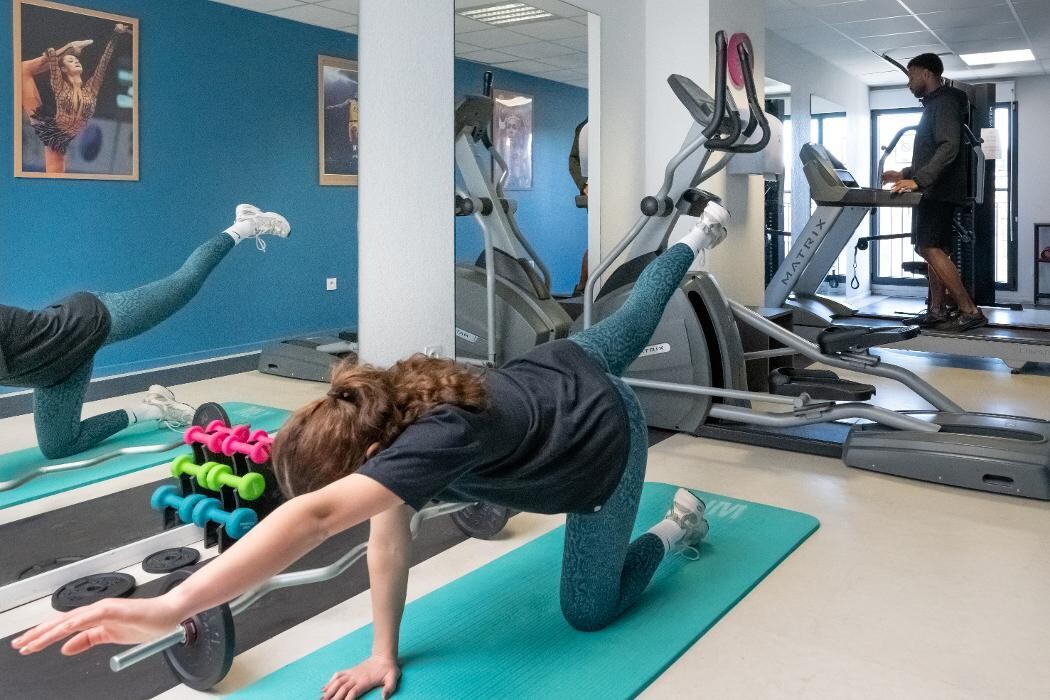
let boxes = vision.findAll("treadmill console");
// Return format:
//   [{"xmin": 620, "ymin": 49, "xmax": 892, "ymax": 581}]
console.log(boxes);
[{"xmin": 801, "ymin": 142, "xmax": 922, "ymax": 208}]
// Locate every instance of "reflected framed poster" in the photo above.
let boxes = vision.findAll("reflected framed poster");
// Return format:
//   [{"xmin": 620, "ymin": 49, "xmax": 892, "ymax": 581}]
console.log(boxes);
[
  {"xmin": 14, "ymin": 0, "xmax": 139, "ymax": 180},
  {"xmin": 492, "ymin": 89, "xmax": 533, "ymax": 190},
  {"xmin": 318, "ymin": 55, "xmax": 359, "ymax": 186}
]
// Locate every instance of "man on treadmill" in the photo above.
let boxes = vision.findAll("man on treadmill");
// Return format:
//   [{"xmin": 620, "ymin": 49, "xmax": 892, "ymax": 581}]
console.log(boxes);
[{"xmin": 882, "ymin": 53, "xmax": 988, "ymax": 332}]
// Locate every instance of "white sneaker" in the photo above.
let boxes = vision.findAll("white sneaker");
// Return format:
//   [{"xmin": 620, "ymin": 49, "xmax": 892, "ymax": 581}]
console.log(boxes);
[
  {"xmin": 225, "ymin": 204, "xmax": 291, "ymax": 252},
  {"xmin": 141, "ymin": 385, "xmax": 195, "ymax": 431},
  {"xmin": 235, "ymin": 203, "xmax": 261, "ymax": 221},
  {"xmin": 664, "ymin": 488, "xmax": 709, "ymax": 557}
]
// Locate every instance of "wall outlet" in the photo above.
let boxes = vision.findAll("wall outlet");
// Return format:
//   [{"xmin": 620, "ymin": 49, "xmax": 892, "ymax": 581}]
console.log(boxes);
[
  {"xmin": 326, "ymin": 277, "xmax": 338, "ymax": 291},
  {"xmin": 423, "ymin": 345, "xmax": 443, "ymax": 358}
]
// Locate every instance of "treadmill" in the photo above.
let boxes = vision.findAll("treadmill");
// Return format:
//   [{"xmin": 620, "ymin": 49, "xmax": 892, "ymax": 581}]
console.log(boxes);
[
  {"xmin": 257, "ymin": 331, "xmax": 358, "ymax": 383},
  {"xmin": 768, "ymin": 144, "xmax": 1050, "ymax": 373}
]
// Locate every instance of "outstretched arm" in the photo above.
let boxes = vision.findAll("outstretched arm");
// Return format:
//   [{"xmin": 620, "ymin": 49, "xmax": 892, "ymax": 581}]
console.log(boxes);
[
  {"xmin": 13, "ymin": 473, "xmax": 402, "ymax": 656},
  {"xmin": 85, "ymin": 25, "xmax": 128, "ymax": 95}
]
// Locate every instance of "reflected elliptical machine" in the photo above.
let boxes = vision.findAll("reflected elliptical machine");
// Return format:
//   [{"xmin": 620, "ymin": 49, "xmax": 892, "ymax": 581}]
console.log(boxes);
[
  {"xmin": 453, "ymin": 72, "xmax": 575, "ymax": 367},
  {"xmin": 580, "ymin": 30, "xmax": 1050, "ymax": 500}
]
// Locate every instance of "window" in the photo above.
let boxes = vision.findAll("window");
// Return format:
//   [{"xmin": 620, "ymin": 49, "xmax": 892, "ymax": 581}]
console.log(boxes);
[{"xmin": 870, "ymin": 104, "xmax": 1017, "ymax": 290}]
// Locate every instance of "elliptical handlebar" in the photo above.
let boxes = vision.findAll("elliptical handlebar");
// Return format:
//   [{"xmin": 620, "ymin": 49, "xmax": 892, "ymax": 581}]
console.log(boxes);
[
  {"xmin": 720, "ymin": 40, "xmax": 770, "ymax": 154},
  {"xmin": 701, "ymin": 31, "xmax": 729, "ymax": 139}
]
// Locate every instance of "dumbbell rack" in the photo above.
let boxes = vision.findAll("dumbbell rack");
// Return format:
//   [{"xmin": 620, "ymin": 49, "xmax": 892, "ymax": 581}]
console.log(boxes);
[{"xmin": 169, "ymin": 404, "xmax": 283, "ymax": 554}]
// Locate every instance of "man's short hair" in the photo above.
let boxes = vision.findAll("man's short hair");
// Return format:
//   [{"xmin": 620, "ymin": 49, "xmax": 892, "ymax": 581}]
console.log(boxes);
[{"xmin": 908, "ymin": 53, "xmax": 944, "ymax": 76}]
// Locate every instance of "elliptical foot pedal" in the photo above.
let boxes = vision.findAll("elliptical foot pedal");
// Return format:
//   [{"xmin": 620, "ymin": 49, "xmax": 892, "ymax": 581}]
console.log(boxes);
[{"xmin": 768, "ymin": 367, "xmax": 876, "ymax": 401}]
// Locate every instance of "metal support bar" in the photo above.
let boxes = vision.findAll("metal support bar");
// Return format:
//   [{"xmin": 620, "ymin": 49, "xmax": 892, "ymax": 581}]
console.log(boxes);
[
  {"xmin": 709, "ymin": 403, "xmax": 941, "ymax": 433},
  {"xmin": 624, "ymin": 377, "xmax": 805, "ymax": 408}
]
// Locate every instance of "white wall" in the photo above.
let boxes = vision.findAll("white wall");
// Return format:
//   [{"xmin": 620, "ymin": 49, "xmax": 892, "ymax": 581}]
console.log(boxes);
[
  {"xmin": 703, "ymin": 0, "xmax": 767, "ymax": 304},
  {"xmin": 358, "ymin": 0, "xmax": 455, "ymax": 364},
  {"xmin": 1015, "ymin": 76, "xmax": 1050, "ymax": 304},
  {"xmin": 766, "ymin": 32, "xmax": 872, "ymax": 298}
]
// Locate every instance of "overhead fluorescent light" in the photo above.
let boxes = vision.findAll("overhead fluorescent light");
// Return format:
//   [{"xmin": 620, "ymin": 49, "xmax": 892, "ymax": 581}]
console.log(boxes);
[
  {"xmin": 459, "ymin": 3, "xmax": 553, "ymax": 26},
  {"xmin": 959, "ymin": 49, "xmax": 1035, "ymax": 66}
]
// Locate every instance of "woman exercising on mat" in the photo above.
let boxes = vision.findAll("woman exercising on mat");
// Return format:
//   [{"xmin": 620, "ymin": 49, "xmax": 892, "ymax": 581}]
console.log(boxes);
[
  {"xmin": 0, "ymin": 205, "xmax": 290, "ymax": 460},
  {"xmin": 13, "ymin": 202, "xmax": 729, "ymax": 700},
  {"xmin": 20, "ymin": 24, "xmax": 130, "ymax": 174}
]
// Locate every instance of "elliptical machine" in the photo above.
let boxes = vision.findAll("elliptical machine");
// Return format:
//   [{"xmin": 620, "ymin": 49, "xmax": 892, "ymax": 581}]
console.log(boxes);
[
  {"xmin": 453, "ymin": 73, "xmax": 573, "ymax": 366},
  {"xmin": 580, "ymin": 31, "xmax": 1050, "ymax": 500}
]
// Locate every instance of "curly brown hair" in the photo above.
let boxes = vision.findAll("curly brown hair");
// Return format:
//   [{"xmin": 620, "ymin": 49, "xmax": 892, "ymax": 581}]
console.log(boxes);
[{"xmin": 271, "ymin": 354, "xmax": 488, "ymax": 498}]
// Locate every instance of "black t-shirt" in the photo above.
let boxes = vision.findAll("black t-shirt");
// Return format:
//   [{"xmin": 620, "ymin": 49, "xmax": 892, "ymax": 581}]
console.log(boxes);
[
  {"xmin": 358, "ymin": 340, "xmax": 630, "ymax": 515},
  {"xmin": 0, "ymin": 293, "xmax": 112, "ymax": 388},
  {"xmin": 905, "ymin": 85, "xmax": 968, "ymax": 204}
]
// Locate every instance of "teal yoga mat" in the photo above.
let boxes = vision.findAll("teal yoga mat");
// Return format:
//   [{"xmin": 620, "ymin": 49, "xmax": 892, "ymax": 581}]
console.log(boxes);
[
  {"xmin": 0, "ymin": 402, "xmax": 288, "ymax": 510},
  {"xmin": 233, "ymin": 482, "xmax": 819, "ymax": 699}
]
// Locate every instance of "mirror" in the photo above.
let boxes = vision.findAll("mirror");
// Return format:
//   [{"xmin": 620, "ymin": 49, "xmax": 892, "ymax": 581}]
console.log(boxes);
[
  {"xmin": 1, "ymin": 0, "xmax": 358, "ymax": 599},
  {"xmin": 763, "ymin": 79, "xmax": 791, "ymax": 289},
  {"xmin": 810, "ymin": 94, "xmax": 851, "ymax": 296},
  {"xmin": 453, "ymin": 0, "xmax": 592, "ymax": 366}
]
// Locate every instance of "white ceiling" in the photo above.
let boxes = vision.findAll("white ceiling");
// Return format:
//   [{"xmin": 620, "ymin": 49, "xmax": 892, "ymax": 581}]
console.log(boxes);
[
  {"xmin": 209, "ymin": 0, "xmax": 588, "ymax": 88},
  {"xmin": 768, "ymin": 0, "xmax": 1050, "ymax": 87}
]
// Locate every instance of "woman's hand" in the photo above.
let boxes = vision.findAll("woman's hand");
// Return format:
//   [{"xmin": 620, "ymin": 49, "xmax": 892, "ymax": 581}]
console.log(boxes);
[
  {"xmin": 11, "ymin": 595, "xmax": 184, "ymax": 657},
  {"xmin": 322, "ymin": 655, "xmax": 402, "ymax": 700}
]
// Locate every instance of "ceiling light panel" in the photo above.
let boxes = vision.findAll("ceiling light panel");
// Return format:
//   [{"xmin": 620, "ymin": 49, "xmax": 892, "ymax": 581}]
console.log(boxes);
[{"xmin": 459, "ymin": 3, "xmax": 553, "ymax": 26}]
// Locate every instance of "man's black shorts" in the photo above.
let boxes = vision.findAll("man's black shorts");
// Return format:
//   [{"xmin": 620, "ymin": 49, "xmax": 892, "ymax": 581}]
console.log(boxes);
[{"xmin": 911, "ymin": 198, "xmax": 956, "ymax": 250}]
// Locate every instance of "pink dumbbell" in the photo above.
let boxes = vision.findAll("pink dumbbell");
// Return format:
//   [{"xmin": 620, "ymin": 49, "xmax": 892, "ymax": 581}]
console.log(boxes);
[
  {"xmin": 200, "ymin": 424, "xmax": 239, "ymax": 454},
  {"xmin": 219, "ymin": 426, "xmax": 272, "ymax": 464},
  {"xmin": 183, "ymin": 420, "xmax": 234, "ymax": 447}
]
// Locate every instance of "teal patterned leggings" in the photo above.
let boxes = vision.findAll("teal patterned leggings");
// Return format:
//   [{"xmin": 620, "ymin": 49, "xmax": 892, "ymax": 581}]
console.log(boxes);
[
  {"xmin": 34, "ymin": 235, "xmax": 235, "ymax": 459},
  {"xmin": 560, "ymin": 243, "xmax": 694, "ymax": 631}
]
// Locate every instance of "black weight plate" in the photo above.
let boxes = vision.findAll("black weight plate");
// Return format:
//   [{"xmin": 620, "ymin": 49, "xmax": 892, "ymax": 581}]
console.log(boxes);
[
  {"xmin": 449, "ymin": 503, "xmax": 512, "ymax": 540},
  {"xmin": 161, "ymin": 570, "xmax": 236, "ymax": 691},
  {"xmin": 192, "ymin": 402, "xmax": 230, "ymax": 428},
  {"xmin": 142, "ymin": 548, "xmax": 201, "ymax": 574},
  {"xmin": 51, "ymin": 572, "xmax": 137, "ymax": 612}
]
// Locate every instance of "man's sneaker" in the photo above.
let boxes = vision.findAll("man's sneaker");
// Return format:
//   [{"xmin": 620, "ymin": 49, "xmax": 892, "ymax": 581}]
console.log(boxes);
[
  {"xmin": 664, "ymin": 488, "xmax": 710, "ymax": 557},
  {"xmin": 225, "ymin": 204, "xmax": 291, "ymax": 251},
  {"xmin": 141, "ymin": 385, "xmax": 195, "ymax": 431},
  {"xmin": 900, "ymin": 308, "xmax": 949, "ymax": 328},
  {"xmin": 932, "ymin": 310, "xmax": 988, "ymax": 333}
]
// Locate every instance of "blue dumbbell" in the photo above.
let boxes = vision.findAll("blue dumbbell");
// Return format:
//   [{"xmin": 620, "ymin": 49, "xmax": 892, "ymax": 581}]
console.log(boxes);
[
  {"xmin": 190, "ymin": 498, "xmax": 258, "ymax": 539},
  {"xmin": 151, "ymin": 485, "xmax": 208, "ymax": 524}
]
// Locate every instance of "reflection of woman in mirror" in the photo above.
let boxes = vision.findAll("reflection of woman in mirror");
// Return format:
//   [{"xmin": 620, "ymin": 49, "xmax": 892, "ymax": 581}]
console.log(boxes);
[
  {"xmin": 20, "ymin": 23, "xmax": 131, "ymax": 174},
  {"xmin": 0, "ymin": 205, "xmax": 290, "ymax": 460}
]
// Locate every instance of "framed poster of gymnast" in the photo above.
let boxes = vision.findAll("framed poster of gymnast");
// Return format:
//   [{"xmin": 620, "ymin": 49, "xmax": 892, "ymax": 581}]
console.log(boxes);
[
  {"xmin": 13, "ymin": 0, "xmax": 139, "ymax": 180},
  {"xmin": 318, "ymin": 55, "xmax": 359, "ymax": 186}
]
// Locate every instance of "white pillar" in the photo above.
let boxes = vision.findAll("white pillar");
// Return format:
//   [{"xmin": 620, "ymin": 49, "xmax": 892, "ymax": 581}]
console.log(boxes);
[{"xmin": 358, "ymin": 0, "xmax": 454, "ymax": 365}]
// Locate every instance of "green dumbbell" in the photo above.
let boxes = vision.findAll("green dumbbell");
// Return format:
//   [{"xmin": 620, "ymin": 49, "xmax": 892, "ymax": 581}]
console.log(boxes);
[
  {"xmin": 201, "ymin": 463, "xmax": 266, "ymax": 501},
  {"xmin": 171, "ymin": 454, "xmax": 216, "ymax": 488}
]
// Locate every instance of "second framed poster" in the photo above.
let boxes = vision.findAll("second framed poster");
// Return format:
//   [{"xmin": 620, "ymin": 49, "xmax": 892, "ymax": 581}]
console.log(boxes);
[{"xmin": 318, "ymin": 55, "xmax": 359, "ymax": 186}]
